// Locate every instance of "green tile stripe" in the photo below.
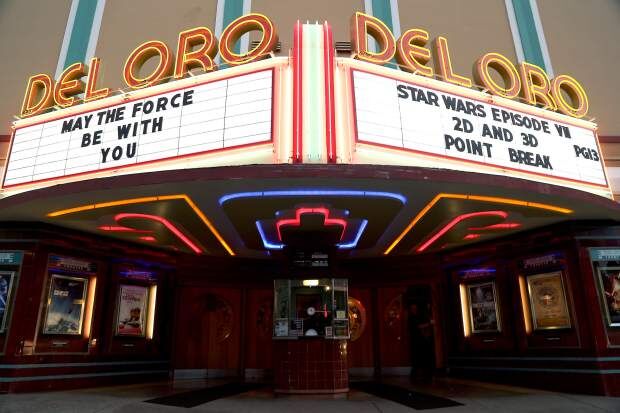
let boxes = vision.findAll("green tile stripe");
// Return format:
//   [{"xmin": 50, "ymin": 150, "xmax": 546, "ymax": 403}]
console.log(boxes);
[
  {"xmin": 371, "ymin": 0, "xmax": 393, "ymax": 32},
  {"xmin": 222, "ymin": 0, "xmax": 245, "ymax": 54},
  {"xmin": 510, "ymin": 0, "xmax": 546, "ymax": 70},
  {"xmin": 64, "ymin": 0, "xmax": 99, "ymax": 69}
]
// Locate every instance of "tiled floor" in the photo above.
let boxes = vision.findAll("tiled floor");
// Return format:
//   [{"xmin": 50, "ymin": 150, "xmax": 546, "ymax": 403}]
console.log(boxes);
[{"xmin": 0, "ymin": 377, "xmax": 619, "ymax": 412}]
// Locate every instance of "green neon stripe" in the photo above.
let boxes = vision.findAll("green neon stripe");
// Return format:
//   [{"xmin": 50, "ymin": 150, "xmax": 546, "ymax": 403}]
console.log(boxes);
[
  {"xmin": 64, "ymin": 0, "xmax": 98, "ymax": 68},
  {"xmin": 305, "ymin": 25, "xmax": 323, "ymax": 160},
  {"xmin": 223, "ymin": 0, "xmax": 244, "ymax": 54},
  {"xmin": 511, "ymin": 0, "xmax": 546, "ymax": 69}
]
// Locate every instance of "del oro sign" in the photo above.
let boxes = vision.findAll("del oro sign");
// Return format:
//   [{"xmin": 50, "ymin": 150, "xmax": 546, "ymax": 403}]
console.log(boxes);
[{"xmin": 20, "ymin": 12, "xmax": 589, "ymax": 120}]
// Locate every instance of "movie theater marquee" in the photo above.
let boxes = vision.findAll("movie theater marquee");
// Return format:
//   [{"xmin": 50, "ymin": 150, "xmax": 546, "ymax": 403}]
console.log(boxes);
[
  {"xmin": 3, "ymin": 12, "xmax": 609, "ymax": 197},
  {"xmin": 353, "ymin": 70, "xmax": 606, "ymax": 187},
  {"xmin": 4, "ymin": 70, "xmax": 272, "ymax": 187}
]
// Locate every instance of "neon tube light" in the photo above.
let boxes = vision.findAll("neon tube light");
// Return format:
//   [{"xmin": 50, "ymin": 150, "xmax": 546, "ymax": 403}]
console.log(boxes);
[
  {"xmin": 417, "ymin": 211, "xmax": 508, "ymax": 252},
  {"xmin": 276, "ymin": 207, "xmax": 347, "ymax": 241},
  {"xmin": 114, "ymin": 213, "xmax": 203, "ymax": 254},
  {"xmin": 219, "ymin": 189, "xmax": 406, "ymax": 204},
  {"xmin": 47, "ymin": 194, "xmax": 234, "ymax": 255},
  {"xmin": 257, "ymin": 218, "xmax": 368, "ymax": 250},
  {"xmin": 256, "ymin": 221, "xmax": 284, "ymax": 249},
  {"xmin": 384, "ymin": 193, "xmax": 571, "ymax": 255},
  {"xmin": 337, "ymin": 219, "xmax": 368, "ymax": 249}
]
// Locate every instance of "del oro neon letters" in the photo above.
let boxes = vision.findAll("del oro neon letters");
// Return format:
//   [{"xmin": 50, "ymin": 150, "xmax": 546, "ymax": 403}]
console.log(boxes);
[{"xmin": 21, "ymin": 12, "xmax": 588, "ymax": 119}]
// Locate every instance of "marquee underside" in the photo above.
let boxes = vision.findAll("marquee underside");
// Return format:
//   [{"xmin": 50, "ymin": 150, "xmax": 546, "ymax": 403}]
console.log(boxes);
[{"xmin": 0, "ymin": 164, "xmax": 616, "ymax": 258}]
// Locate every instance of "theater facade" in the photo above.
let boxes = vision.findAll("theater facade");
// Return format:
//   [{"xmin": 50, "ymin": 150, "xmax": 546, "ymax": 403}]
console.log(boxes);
[{"xmin": 0, "ymin": 0, "xmax": 620, "ymax": 396}]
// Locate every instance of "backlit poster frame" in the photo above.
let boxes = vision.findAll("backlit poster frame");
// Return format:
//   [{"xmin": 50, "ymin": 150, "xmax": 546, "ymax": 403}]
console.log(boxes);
[
  {"xmin": 0, "ymin": 271, "xmax": 16, "ymax": 333},
  {"xmin": 595, "ymin": 267, "xmax": 620, "ymax": 327},
  {"xmin": 42, "ymin": 274, "xmax": 88, "ymax": 335},
  {"xmin": 526, "ymin": 271, "xmax": 572, "ymax": 330},
  {"xmin": 115, "ymin": 284, "xmax": 149, "ymax": 337},
  {"xmin": 467, "ymin": 281, "xmax": 501, "ymax": 333}
]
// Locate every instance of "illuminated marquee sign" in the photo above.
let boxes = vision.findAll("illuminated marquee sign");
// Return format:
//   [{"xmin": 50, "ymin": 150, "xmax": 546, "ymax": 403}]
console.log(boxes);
[
  {"xmin": 4, "ymin": 70, "xmax": 272, "ymax": 187},
  {"xmin": 352, "ymin": 70, "xmax": 606, "ymax": 188},
  {"xmin": 6, "ymin": 12, "xmax": 605, "ymax": 195}
]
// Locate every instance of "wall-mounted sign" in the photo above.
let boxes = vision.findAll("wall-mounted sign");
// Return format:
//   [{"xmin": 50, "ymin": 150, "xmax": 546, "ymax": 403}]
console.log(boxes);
[
  {"xmin": 352, "ymin": 70, "xmax": 606, "ymax": 189},
  {"xmin": 522, "ymin": 253, "xmax": 563, "ymax": 270},
  {"xmin": 590, "ymin": 249, "xmax": 620, "ymax": 262},
  {"xmin": 20, "ymin": 13, "xmax": 588, "ymax": 120},
  {"xmin": 0, "ymin": 251, "xmax": 23, "ymax": 266},
  {"xmin": 48, "ymin": 255, "xmax": 97, "ymax": 275},
  {"xmin": 458, "ymin": 268, "xmax": 496, "ymax": 280},
  {"xmin": 4, "ymin": 70, "xmax": 272, "ymax": 188}
]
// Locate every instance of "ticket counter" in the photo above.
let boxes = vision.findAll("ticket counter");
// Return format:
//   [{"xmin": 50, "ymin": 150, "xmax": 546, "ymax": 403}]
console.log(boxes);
[{"xmin": 273, "ymin": 279, "xmax": 349, "ymax": 394}]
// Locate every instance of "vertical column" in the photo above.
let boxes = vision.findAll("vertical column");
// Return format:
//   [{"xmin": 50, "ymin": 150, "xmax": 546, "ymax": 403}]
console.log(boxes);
[
  {"xmin": 505, "ymin": 0, "xmax": 554, "ymax": 75},
  {"xmin": 364, "ymin": 0, "xmax": 401, "ymax": 55},
  {"xmin": 215, "ymin": 0, "xmax": 252, "ymax": 62},
  {"xmin": 291, "ymin": 23, "xmax": 337, "ymax": 164},
  {"xmin": 55, "ymin": 0, "xmax": 106, "ymax": 79}
]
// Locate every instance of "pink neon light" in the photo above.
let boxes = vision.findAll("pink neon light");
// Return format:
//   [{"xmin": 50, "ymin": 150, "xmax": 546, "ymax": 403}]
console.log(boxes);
[
  {"xmin": 138, "ymin": 236, "xmax": 157, "ymax": 242},
  {"xmin": 275, "ymin": 207, "xmax": 347, "ymax": 241},
  {"xmin": 323, "ymin": 21, "xmax": 336, "ymax": 163},
  {"xmin": 114, "ymin": 213, "xmax": 202, "ymax": 254},
  {"xmin": 463, "ymin": 234, "xmax": 481, "ymax": 240},
  {"xmin": 98, "ymin": 225, "xmax": 151, "ymax": 233},
  {"xmin": 468, "ymin": 222, "xmax": 521, "ymax": 230},
  {"xmin": 417, "ymin": 211, "xmax": 508, "ymax": 252},
  {"xmin": 292, "ymin": 20, "xmax": 303, "ymax": 163}
]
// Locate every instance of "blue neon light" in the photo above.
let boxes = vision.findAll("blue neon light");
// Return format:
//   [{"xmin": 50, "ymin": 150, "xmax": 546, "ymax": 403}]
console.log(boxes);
[
  {"xmin": 219, "ymin": 189, "xmax": 406, "ymax": 205},
  {"xmin": 255, "ymin": 221, "xmax": 284, "ymax": 249},
  {"xmin": 337, "ymin": 219, "xmax": 368, "ymax": 249}
]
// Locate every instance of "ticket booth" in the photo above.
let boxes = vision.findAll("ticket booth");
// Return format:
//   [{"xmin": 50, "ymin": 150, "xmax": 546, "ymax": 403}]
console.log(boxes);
[{"xmin": 273, "ymin": 278, "xmax": 349, "ymax": 394}]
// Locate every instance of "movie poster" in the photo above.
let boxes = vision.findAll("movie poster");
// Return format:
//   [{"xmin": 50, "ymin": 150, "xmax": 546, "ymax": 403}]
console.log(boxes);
[
  {"xmin": 467, "ymin": 282, "xmax": 501, "ymax": 333},
  {"xmin": 596, "ymin": 267, "xmax": 620, "ymax": 327},
  {"xmin": 43, "ymin": 275, "xmax": 87, "ymax": 335},
  {"xmin": 116, "ymin": 285, "xmax": 148, "ymax": 336},
  {"xmin": 0, "ymin": 272, "xmax": 15, "ymax": 332},
  {"xmin": 527, "ymin": 272, "xmax": 571, "ymax": 330}
]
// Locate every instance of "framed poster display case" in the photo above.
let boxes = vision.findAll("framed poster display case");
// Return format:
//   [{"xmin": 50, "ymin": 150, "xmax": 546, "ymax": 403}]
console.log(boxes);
[
  {"xmin": 526, "ymin": 271, "xmax": 571, "ymax": 330},
  {"xmin": 0, "ymin": 252, "xmax": 24, "ymax": 356},
  {"xmin": 0, "ymin": 271, "xmax": 16, "ymax": 333},
  {"xmin": 595, "ymin": 267, "xmax": 620, "ymax": 327},
  {"xmin": 518, "ymin": 252, "xmax": 579, "ymax": 349},
  {"xmin": 115, "ymin": 284, "xmax": 149, "ymax": 337},
  {"xmin": 42, "ymin": 274, "xmax": 88, "ymax": 335},
  {"xmin": 108, "ymin": 264, "xmax": 160, "ymax": 354},
  {"xmin": 34, "ymin": 254, "xmax": 98, "ymax": 354},
  {"xmin": 589, "ymin": 248, "xmax": 620, "ymax": 348},
  {"xmin": 467, "ymin": 281, "xmax": 501, "ymax": 334}
]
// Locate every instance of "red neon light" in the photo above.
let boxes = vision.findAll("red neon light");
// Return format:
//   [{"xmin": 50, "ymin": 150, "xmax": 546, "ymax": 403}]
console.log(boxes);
[
  {"xmin": 275, "ymin": 207, "xmax": 347, "ymax": 241},
  {"xmin": 138, "ymin": 235, "xmax": 157, "ymax": 242},
  {"xmin": 292, "ymin": 20, "xmax": 303, "ymax": 163},
  {"xmin": 468, "ymin": 222, "xmax": 521, "ymax": 230},
  {"xmin": 98, "ymin": 225, "xmax": 151, "ymax": 233},
  {"xmin": 114, "ymin": 213, "xmax": 202, "ymax": 254},
  {"xmin": 417, "ymin": 210, "xmax": 508, "ymax": 252},
  {"xmin": 463, "ymin": 233, "xmax": 481, "ymax": 240},
  {"xmin": 323, "ymin": 22, "xmax": 337, "ymax": 163}
]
